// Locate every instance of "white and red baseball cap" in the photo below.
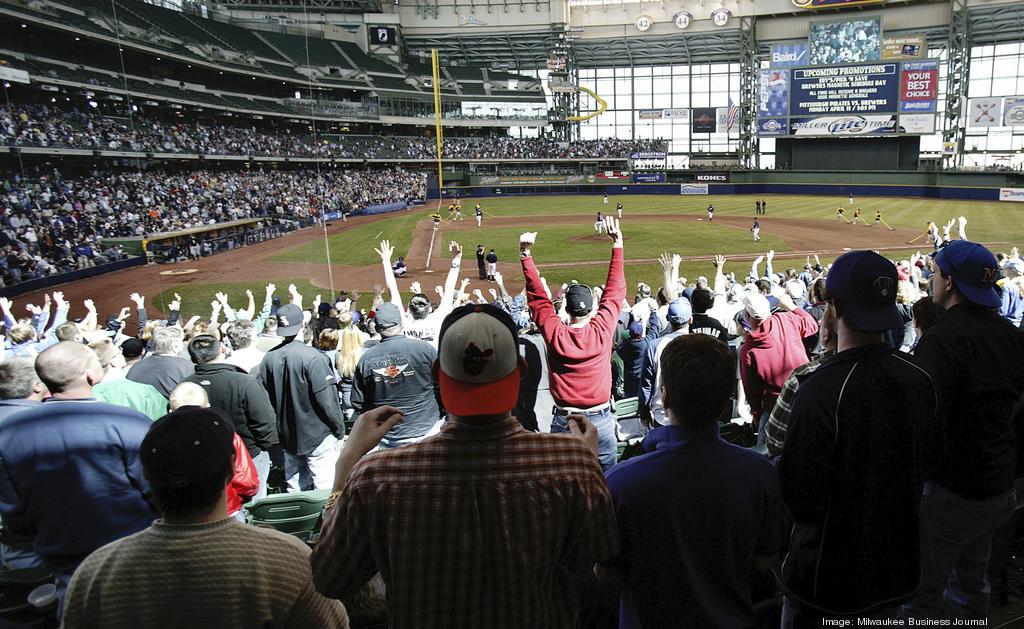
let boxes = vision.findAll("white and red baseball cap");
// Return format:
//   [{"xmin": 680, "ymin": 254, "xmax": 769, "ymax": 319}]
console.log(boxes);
[{"xmin": 436, "ymin": 304, "xmax": 521, "ymax": 416}]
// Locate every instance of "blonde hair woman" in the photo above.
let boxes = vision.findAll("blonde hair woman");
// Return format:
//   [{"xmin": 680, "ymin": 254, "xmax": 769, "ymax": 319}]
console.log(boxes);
[{"xmin": 336, "ymin": 326, "xmax": 364, "ymax": 417}]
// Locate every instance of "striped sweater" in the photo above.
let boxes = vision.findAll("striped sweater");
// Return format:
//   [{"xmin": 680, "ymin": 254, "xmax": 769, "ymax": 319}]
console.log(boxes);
[{"xmin": 63, "ymin": 518, "xmax": 348, "ymax": 629}]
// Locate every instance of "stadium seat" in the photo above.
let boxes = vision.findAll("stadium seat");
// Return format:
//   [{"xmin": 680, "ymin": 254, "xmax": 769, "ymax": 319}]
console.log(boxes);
[
  {"xmin": 245, "ymin": 488, "xmax": 332, "ymax": 542},
  {"xmin": 613, "ymin": 397, "xmax": 640, "ymax": 420}
]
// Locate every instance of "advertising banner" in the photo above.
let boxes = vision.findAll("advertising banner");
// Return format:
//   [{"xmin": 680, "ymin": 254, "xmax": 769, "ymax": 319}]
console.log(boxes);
[
  {"xmin": 630, "ymin": 152, "xmax": 667, "ymax": 160},
  {"xmin": 899, "ymin": 61, "xmax": 939, "ymax": 113},
  {"xmin": 882, "ymin": 35, "xmax": 926, "ymax": 60},
  {"xmin": 756, "ymin": 118, "xmax": 788, "ymax": 135},
  {"xmin": 638, "ymin": 109, "xmax": 663, "ymax": 120},
  {"xmin": 769, "ymin": 43, "xmax": 809, "ymax": 68},
  {"xmin": 0, "ymin": 66, "xmax": 29, "ymax": 85},
  {"xmin": 791, "ymin": 114, "xmax": 898, "ymax": 136},
  {"xmin": 758, "ymin": 69, "xmax": 790, "ymax": 117},
  {"xmin": 663, "ymin": 108, "xmax": 690, "ymax": 120},
  {"xmin": 679, "ymin": 183, "xmax": 710, "ymax": 195},
  {"xmin": 691, "ymin": 108, "xmax": 718, "ymax": 133},
  {"xmin": 790, "ymin": 64, "xmax": 900, "ymax": 116},
  {"xmin": 999, "ymin": 188, "xmax": 1024, "ymax": 202},
  {"xmin": 633, "ymin": 173, "xmax": 667, "ymax": 183},
  {"xmin": 899, "ymin": 113, "xmax": 936, "ymax": 134},
  {"xmin": 696, "ymin": 173, "xmax": 730, "ymax": 182},
  {"xmin": 1003, "ymin": 97, "xmax": 1024, "ymax": 127}
]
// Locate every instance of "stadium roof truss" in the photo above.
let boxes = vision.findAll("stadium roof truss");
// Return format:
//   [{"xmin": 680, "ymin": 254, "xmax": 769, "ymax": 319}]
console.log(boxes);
[{"xmin": 210, "ymin": 0, "xmax": 382, "ymax": 12}]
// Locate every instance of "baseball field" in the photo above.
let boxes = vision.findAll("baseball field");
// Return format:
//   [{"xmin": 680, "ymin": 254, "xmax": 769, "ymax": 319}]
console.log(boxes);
[{"xmin": 19, "ymin": 193, "xmax": 1023, "ymax": 318}]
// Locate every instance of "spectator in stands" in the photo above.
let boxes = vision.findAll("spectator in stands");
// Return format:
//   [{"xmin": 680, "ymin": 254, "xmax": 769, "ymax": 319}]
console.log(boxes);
[
  {"xmin": 615, "ymin": 297, "xmax": 661, "ymax": 400},
  {"xmin": 127, "ymin": 326, "xmax": 193, "ymax": 398},
  {"xmin": 909, "ymin": 241, "xmax": 1024, "ymax": 619},
  {"xmin": 61, "ymin": 405, "xmax": 349, "ymax": 629},
  {"xmin": 0, "ymin": 357, "xmax": 46, "ymax": 422},
  {"xmin": 90, "ymin": 338, "xmax": 168, "ymax": 421},
  {"xmin": 909, "ymin": 296, "xmax": 943, "ymax": 349},
  {"xmin": 738, "ymin": 291, "xmax": 818, "ymax": 444},
  {"xmin": 223, "ymin": 319, "xmax": 264, "ymax": 373},
  {"xmin": 520, "ymin": 218, "xmax": 626, "ymax": 470},
  {"xmin": 999, "ymin": 257, "xmax": 1024, "ymax": 327},
  {"xmin": 0, "ymin": 342, "xmax": 156, "ymax": 615},
  {"xmin": 167, "ymin": 383, "xmax": 259, "ymax": 522},
  {"xmin": 601, "ymin": 334, "xmax": 784, "ymax": 627},
  {"xmin": 336, "ymin": 320, "xmax": 364, "ymax": 419},
  {"xmin": 182, "ymin": 334, "xmax": 279, "ymax": 500},
  {"xmin": 255, "ymin": 315, "xmax": 282, "ymax": 352},
  {"xmin": 350, "ymin": 302, "xmax": 440, "ymax": 449},
  {"xmin": 311, "ymin": 304, "xmax": 618, "ymax": 627},
  {"xmin": 765, "ymin": 302, "xmax": 837, "ymax": 460},
  {"xmin": 689, "ymin": 287, "xmax": 730, "ymax": 342},
  {"xmin": 779, "ymin": 251, "xmax": 936, "ymax": 624},
  {"xmin": 256, "ymin": 303, "xmax": 345, "ymax": 492},
  {"xmin": 639, "ymin": 298, "xmax": 692, "ymax": 427}
]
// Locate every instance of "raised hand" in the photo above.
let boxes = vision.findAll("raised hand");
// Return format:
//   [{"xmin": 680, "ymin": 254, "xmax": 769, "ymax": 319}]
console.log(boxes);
[
  {"xmin": 767, "ymin": 249, "xmax": 775, "ymax": 262},
  {"xmin": 488, "ymin": 288, "xmax": 498, "ymax": 300},
  {"xmin": 265, "ymin": 282, "xmax": 276, "ymax": 296},
  {"xmin": 449, "ymin": 241, "xmax": 462, "ymax": 259},
  {"xmin": 169, "ymin": 293, "xmax": 181, "ymax": 311},
  {"xmin": 409, "ymin": 281, "xmax": 422, "ymax": 295},
  {"xmin": 459, "ymin": 278, "xmax": 471, "ymax": 293},
  {"xmin": 434, "ymin": 285, "xmax": 445, "ymax": 299},
  {"xmin": 312, "ymin": 294, "xmax": 322, "ymax": 312},
  {"xmin": 714, "ymin": 254, "xmax": 726, "ymax": 268},
  {"xmin": 215, "ymin": 292, "xmax": 229, "ymax": 304},
  {"xmin": 245, "ymin": 289, "xmax": 254, "ymax": 300},
  {"xmin": 373, "ymin": 283, "xmax": 383, "ymax": 297},
  {"xmin": 472, "ymin": 289, "xmax": 486, "ymax": 303},
  {"xmin": 493, "ymin": 271, "xmax": 504, "ymax": 286},
  {"xmin": 117, "ymin": 306, "xmax": 131, "ymax": 321},
  {"xmin": 519, "ymin": 232, "xmax": 537, "ymax": 254},
  {"xmin": 53, "ymin": 291, "xmax": 68, "ymax": 310},
  {"xmin": 210, "ymin": 300, "xmax": 221, "ymax": 313},
  {"xmin": 814, "ymin": 254, "xmax": 821, "ymax": 265},
  {"xmin": 658, "ymin": 252, "xmax": 673, "ymax": 272},
  {"xmin": 604, "ymin": 216, "xmax": 622, "ymax": 246},
  {"xmin": 129, "ymin": 292, "xmax": 145, "ymax": 309},
  {"xmin": 25, "ymin": 303, "xmax": 41, "ymax": 315},
  {"xmin": 83, "ymin": 299, "xmax": 96, "ymax": 312},
  {"xmin": 754, "ymin": 255, "xmax": 764, "ymax": 267},
  {"xmin": 375, "ymin": 239, "xmax": 395, "ymax": 261},
  {"xmin": 0, "ymin": 297, "xmax": 12, "ymax": 313},
  {"xmin": 1012, "ymin": 246, "xmax": 1020, "ymax": 260}
]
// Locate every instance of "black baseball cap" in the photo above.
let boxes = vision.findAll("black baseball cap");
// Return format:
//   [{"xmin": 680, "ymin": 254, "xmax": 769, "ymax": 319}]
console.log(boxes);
[
  {"xmin": 276, "ymin": 304, "xmax": 303, "ymax": 336},
  {"xmin": 565, "ymin": 284, "xmax": 593, "ymax": 316},
  {"xmin": 141, "ymin": 407, "xmax": 234, "ymax": 488},
  {"xmin": 121, "ymin": 337, "xmax": 145, "ymax": 359},
  {"xmin": 825, "ymin": 251, "xmax": 902, "ymax": 332}
]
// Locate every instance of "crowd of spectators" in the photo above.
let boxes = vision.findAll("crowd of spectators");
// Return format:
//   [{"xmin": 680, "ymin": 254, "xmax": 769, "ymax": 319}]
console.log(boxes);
[
  {"xmin": 0, "ymin": 214, "xmax": 1022, "ymax": 627},
  {"xmin": 0, "ymin": 166, "xmax": 426, "ymax": 285},
  {"xmin": 1, "ymin": 104, "xmax": 664, "ymax": 160}
]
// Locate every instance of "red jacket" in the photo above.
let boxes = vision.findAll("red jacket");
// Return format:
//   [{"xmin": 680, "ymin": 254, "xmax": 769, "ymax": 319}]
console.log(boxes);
[
  {"xmin": 228, "ymin": 433, "xmax": 259, "ymax": 516},
  {"xmin": 739, "ymin": 308, "xmax": 818, "ymax": 419},
  {"xmin": 522, "ymin": 247, "xmax": 626, "ymax": 408}
]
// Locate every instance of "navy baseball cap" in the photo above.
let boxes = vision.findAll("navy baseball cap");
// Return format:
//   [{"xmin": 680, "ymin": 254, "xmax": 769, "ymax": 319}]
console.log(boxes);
[
  {"xmin": 565, "ymin": 284, "xmax": 593, "ymax": 316},
  {"xmin": 628, "ymin": 321, "xmax": 643, "ymax": 338},
  {"xmin": 825, "ymin": 251, "xmax": 902, "ymax": 332},
  {"xmin": 666, "ymin": 298, "xmax": 692, "ymax": 325},
  {"xmin": 934, "ymin": 240, "xmax": 1000, "ymax": 309}
]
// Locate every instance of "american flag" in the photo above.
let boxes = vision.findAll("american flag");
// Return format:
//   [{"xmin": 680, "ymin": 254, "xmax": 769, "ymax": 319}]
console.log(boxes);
[{"xmin": 727, "ymin": 96, "xmax": 739, "ymax": 132}]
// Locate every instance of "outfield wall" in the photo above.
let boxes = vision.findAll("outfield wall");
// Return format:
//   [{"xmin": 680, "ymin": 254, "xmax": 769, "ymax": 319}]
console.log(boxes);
[{"xmin": 430, "ymin": 171, "xmax": 1024, "ymax": 202}]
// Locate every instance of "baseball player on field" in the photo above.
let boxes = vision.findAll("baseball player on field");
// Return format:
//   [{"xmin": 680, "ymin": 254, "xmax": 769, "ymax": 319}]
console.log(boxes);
[
  {"xmin": 751, "ymin": 218, "xmax": 761, "ymax": 242},
  {"xmin": 595, "ymin": 211, "xmax": 605, "ymax": 234},
  {"xmin": 475, "ymin": 203, "xmax": 483, "ymax": 228},
  {"xmin": 616, "ymin": 202, "xmax": 623, "ymax": 219},
  {"xmin": 603, "ymin": 194, "xmax": 609, "ymax": 206},
  {"xmin": 707, "ymin": 204, "xmax": 715, "ymax": 222},
  {"xmin": 851, "ymin": 208, "xmax": 862, "ymax": 225},
  {"xmin": 836, "ymin": 207, "xmax": 846, "ymax": 221}
]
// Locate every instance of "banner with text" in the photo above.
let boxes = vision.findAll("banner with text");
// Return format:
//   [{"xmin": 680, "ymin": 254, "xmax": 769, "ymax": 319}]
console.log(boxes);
[
  {"xmin": 790, "ymin": 64, "xmax": 900, "ymax": 116},
  {"xmin": 679, "ymin": 183, "xmax": 710, "ymax": 195},
  {"xmin": 882, "ymin": 35, "xmax": 926, "ymax": 60},
  {"xmin": 999, "ymin": 188, "xmax": 1024, "ymax": 202},
  {"xmin": 899, "ymin": 60, "xmax": 938, "ymax": 113},
  {"xmin": 791, "ymin": 114, "xmax": 898, "ymax": 136}
]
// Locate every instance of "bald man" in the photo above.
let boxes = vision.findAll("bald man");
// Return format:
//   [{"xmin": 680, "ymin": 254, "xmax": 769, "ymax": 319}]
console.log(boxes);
[{"xmin": 0, "ymin": 342, "xmax": 156, "ymax": 619}]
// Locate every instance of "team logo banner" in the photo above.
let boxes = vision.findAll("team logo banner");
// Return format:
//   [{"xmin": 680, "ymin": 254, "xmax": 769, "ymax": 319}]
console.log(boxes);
[
  {"xmin": 663, "ymin": 108, "xmax": 689, "ymax": 120},
  {"xmin": 791, "ymin": 115, "xmax": 898, "ymax": 136},
  {"xmin": 1003, "ymin": 97, "xmax": 1024, "ymax": 127},
  {"xmin": 900, "ymin": 61, "xmax": 938, "ymax": 113},
  {"xmin": 638, "ymin": 109, "xmax": 663, "ymax": 120},
  {"xmin": 882, "ymin": 35, "xmax": 926, "ymax": 60},
  {"xmin": 691, "ymin": 108, "xmax": 717, "ymax": 133},
  {"xmin": 968, "ymin": 98, "xmax": 1001, "ymax": 127},
  {"xmin": 757, "ymin": 118, "xmax": 788, "ymax": 135}
]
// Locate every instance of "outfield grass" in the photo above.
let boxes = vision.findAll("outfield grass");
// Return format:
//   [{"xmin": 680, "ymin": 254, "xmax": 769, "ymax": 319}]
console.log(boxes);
[
  {"xmin": 440, "ymin": 222, "xmax": 785, "ymax": 265},
  {"xmin": 270, "ymin": 211, "xmax": 422, "ymax": 266}
]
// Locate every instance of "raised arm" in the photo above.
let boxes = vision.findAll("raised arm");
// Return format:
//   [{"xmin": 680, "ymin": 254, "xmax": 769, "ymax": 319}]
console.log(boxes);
[
  {"xmin": 592, "ymin": 217, "xmax": 626, "ymax": 333},
  {"xmin": 520, "ymin": 231, "xmax": 560, "ymax": 334},
  {"xmin": 80, "ymin": 299, "xmax": 98, "ymax": 333},
  {"xmin": 765, "ymin": 249, "xmax": 775, "ymax": 278},
  {"xmin": 437, "ymin": 242, "xmax": 463, "ymax": 314},
  {"xmin": 129, "ymin": 292, "xmax": 146, "ymax": 336},
  {"xmin": 374, "ymin": 240, "xmax": 404, "ymax": 310},
  {"xmin": 751, "ymin": 255, "xmax": 764, "ymax": 282},
  {"xmin": 659, "ymin": 252, "xmax": 681, "ymax": 302}
]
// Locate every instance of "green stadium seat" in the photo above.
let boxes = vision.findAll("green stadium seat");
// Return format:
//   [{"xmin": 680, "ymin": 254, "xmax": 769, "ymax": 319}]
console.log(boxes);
[
  {"xmin": 614, "ymin": 397, "xmax": 640, "ymax": 420},
  {"xmin": 245, "ymin": 488, "xmax": 331, "ymax": 541}
]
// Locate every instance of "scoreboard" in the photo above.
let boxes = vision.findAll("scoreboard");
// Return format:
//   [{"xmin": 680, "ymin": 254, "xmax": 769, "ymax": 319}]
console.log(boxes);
[{"xmin": 758, "ymin": 54, "xmax": 938, "ymax": 137}]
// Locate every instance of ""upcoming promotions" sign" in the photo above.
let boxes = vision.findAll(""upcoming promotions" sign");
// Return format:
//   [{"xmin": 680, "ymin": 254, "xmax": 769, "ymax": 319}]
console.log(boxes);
[{"xmin": 790, "ymin": 64, "xmax": 900, "ymax": 116}]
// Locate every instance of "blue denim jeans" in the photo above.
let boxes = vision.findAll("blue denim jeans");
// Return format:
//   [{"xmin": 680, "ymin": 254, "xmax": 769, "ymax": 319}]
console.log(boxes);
[
  {"xmin": 284, "ymin": 434, "xmax": 340, "ymax": 492},
  {"xmin": 551, "ymin": 406, "xmax": 617, "ymax": 471},
  {"xmin": 908, "ymin": 483, "xmax": 1016, "ymax": 619}
]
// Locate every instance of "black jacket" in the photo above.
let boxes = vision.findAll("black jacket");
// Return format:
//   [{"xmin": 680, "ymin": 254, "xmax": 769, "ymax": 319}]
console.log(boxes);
[
  {"xmin": 183, "ymin": 362, "xmax": 278, "ymax": 458},
  {"xmin": 914, "ymin": 302, "xmax": 1024, "ymax": 499},
  {"xmin": 779, "ymin": 344, "xmax": 936, "ymax": 615},
  {"xmin": 256, "ymin": 339, "xmax": 345, "ymax": 456}
]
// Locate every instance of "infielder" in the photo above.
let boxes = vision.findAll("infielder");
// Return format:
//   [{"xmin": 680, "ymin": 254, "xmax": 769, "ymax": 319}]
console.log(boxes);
[
  {"xmin": 475, "ymin": 203, "xmax": 483, "ymax": 227},
  {"xmin": 603, "ymin": 194, "xmax": 609, "ymax": 206},
  {"xmin": 707, "ymin": 204, "xmax": 715, "ymax": 222},
  {"xmin": 616, "ymin": 202, "xmax": 623, "ymax": 219},
  {"xmin": 874, "ymin": 210, "xmax": 882, "ymax": 227},
  {"xmin": 751, "ymin": 218, "xmax": 761, "ymax": 242},
  {"xmin": 849, "ymin": 193, "xmax": 854, "ymax": 205},
  {"xmin": 595, "ymin": 211, "xmax": 605, "ymax": 234},
  {"xmin": 835, "ymin": 207, "xmax": 846, "ymax": 221},
  {"xmin": 851, "ymin": 208, "xmax": 862, "ymax": 225}
]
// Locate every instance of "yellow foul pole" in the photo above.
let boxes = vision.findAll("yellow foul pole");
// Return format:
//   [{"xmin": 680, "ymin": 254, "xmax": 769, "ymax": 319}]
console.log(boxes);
[{"xmin": 431, "ymin": 49, "xmax": 444, "ymax": 206}]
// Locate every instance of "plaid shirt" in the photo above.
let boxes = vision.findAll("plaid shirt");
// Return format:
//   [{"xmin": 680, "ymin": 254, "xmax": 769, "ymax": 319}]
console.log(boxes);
[
  {"xmin": 765, "ymin": 351, "xmax": 834, "ymax": 459},
  {"xmin": 311, "ymin": 416, "xmax": 618, "ymax": 628}
]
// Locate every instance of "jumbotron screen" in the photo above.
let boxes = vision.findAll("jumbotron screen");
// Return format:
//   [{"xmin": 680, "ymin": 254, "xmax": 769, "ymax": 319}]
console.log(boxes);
[{"xmin": 757, "ymin": 20, "xmax": 938, "ymax": 137}]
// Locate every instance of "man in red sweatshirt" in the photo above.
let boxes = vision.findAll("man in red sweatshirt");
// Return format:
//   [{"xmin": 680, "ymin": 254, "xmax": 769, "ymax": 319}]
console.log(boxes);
[
  {"xmin": 738, "ymin": 291, "xmax": 818, "ymax": 446},
  {"xmin": 520, "ymin": 217, "xmax": 626, "ymax": 470}
]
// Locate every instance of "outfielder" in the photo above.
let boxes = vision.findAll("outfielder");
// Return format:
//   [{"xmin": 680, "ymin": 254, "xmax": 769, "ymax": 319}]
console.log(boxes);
[
  {"xmin": 603, "ymin": 194, "xmax": 609, "ymax": 206},
  {"xmin": 707, "ymin": 204, "xmax": 715, "ymax": 222},
  {"xmin": 751, "ymin": 218, "xmax": 761, "ymax": 242},
  {"xmin": 616, "ymin": 202, "xmax": 623, "ymax": 219},
  {"xmin": 595, "ymin": 211, "xmax": 605, "ymax": 234},
  {"xmin": 475, "ymin": 202, "xmax": 483, "ymax": 228}
]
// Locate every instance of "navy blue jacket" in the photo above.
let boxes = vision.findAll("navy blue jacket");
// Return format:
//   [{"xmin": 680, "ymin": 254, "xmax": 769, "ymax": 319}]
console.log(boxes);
[{"xmin": 614, "ymin": 310, "xmax": 661, "ymax": 399}]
